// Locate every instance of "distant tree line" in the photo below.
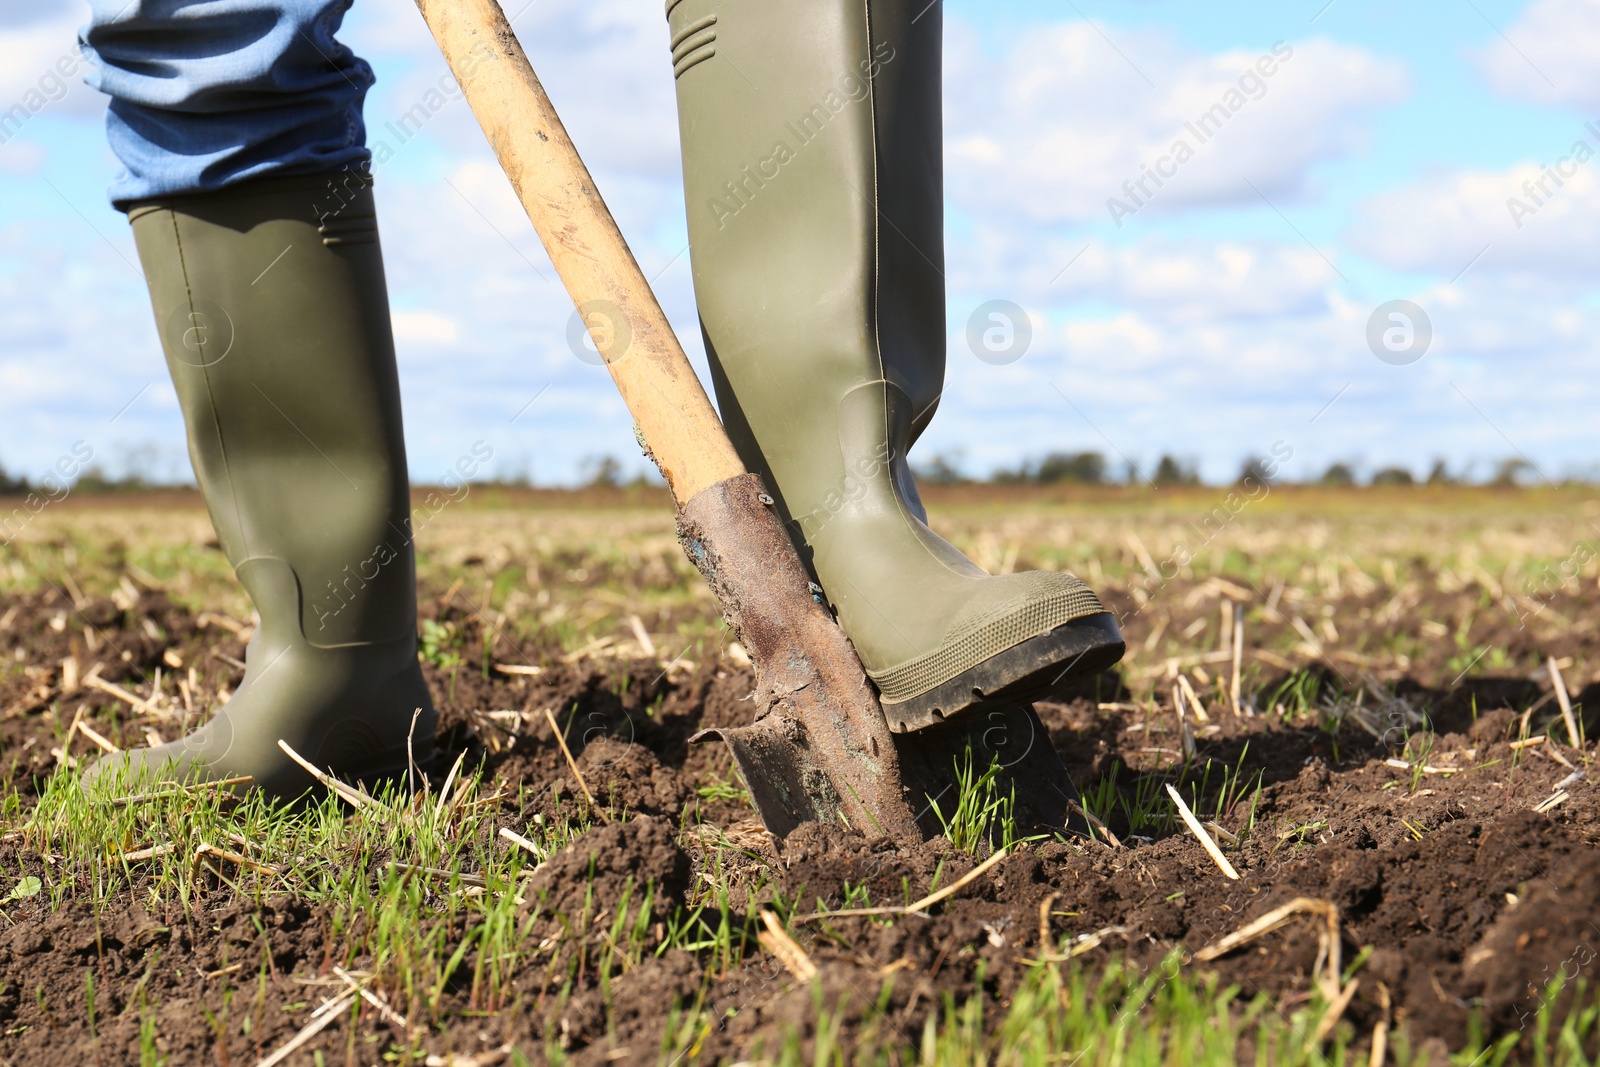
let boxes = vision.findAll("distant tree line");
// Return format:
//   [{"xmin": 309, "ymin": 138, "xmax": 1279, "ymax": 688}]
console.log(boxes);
[
  {"xmin": 912, "ymin": 452, "xmax": 1583, "ymax": 488},
  {"xmin": 0, "ymin": 463, "xmax": 162, "ymax": 495},
  {"xmin": 0, "ymin": 451, "xmax": 1583, "ymax": 495},
  {"xmin": 1303, "ymin": 457, "xmax": 1540, "ymax": 487},
  {"xmin": 915, "ymin": 450, "xmax": 1205, "ymax": 486}
]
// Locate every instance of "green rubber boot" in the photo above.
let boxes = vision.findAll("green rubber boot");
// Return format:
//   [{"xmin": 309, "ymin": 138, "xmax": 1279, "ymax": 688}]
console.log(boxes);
[
  {"xmin": 83, "ymin": 172, "xmax": 436, "ymax": 799},
  {"xmin": 666, "ymin": 0, "xmax": 1123, "ymax": 733}
]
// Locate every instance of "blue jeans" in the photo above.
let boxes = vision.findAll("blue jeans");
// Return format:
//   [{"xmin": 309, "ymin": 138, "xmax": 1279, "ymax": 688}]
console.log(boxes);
[{"xmin": 81, "ymin": 0, "xmax": 373, "ymax": 208}]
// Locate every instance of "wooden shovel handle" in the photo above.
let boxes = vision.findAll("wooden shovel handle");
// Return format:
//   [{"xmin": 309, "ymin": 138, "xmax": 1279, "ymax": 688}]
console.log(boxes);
[{"xmin": 415, "ymin": 0, "xmax": 743, "ymax": 504}]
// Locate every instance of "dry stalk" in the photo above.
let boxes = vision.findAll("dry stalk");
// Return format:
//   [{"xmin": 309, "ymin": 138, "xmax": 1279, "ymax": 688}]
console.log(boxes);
[
  {"xmin": 55, "ymin": 705, "xmax": 85, "ymax": 770},
  {"xmin": 1554, "ymin": 768, "xmax": 1586, "ymax": 791},
  {"xmin": 255, "ymin": 992, "xmax": 355, "ymax": 1067},
  {"xmin": 493, "ymin": 662, "xmax": 545, "ymax": 677},
  {"xmin": 1254, "ymin": 648, "xmax": 1297, "ymax": 672},
  {"xmin": 195, "ymin": 842, "xmax": 280, "ymax": 876},
  {"xmin": 794, "ymin": 846, "xmax": 1012, "ymax": 924},
  {"xmin": 1538, "ymin": 744, "xmax": 1577, "ymax": 771},
  {"xmin": 423, "ymin": 1045, "xmax": 512, "ymax": 1067},
  {"xmin": 115, "ymin": 843, "xmax": 174, "ymax": 864},
  {"xmin": 332, "ymin": 965, "xmax": 410, "ymax": 1031},
  {"xmin": 276, "ymin": 740, "xmax": 387, "ymax": 815},
  {"xmin": 60, "ymin": 571, "xmax": 88, "ymax": 610},
  {"xmin": 757, "ymin": 909, "xmax": 818, "ymax": 981},
  {"xmin": 498, "ymin": 826, "xmax": 544, "ymax": 860},
  {"xmin": 196, "ymin": 611, "xmax": 247, "ymax": 635},
  {"xmin": 1038, "ymin": 892, "xmax": 1059, "ymax": 949},
  {"xmin": 224, "ymin": 829, "xmax": 264, "ymax": 854},
  {"xmin": 1171, "ymin": 687, "xmax": 1198, "ymax": 760},
  {"xmin": 543, "ymin": 707, "xmax": 606, "ymax": 818},
  {"xmin": 85, "ymin": 674, "xmax": 161, "ymax": 716},
  {"xmin": 1369, "ymin": 982, "xmax": 1391, "ymax": 1067},
  {"xmin": 1520, "ymin": 691, "xmax": 1556, "ymax": 737},
  {"xmin": 906, "ymin": 846, "xmax": 1011, "ymax": 913},
  {"xmin": 625, "ymin": 614, "xmax": 656, "ymax": 658},
  {"xmin": 109, "ymin": 776, "xmax": 253, "ymax": 806},
  {"xmin": 1065, "ymin": 924, "xmax": 1132, "ymax": 959},
  {"xmin": 1548, "ymin": 657, "xmax": 1582, "ymax": 749},
  {"xmin": 1125, "ymin": 532, "xmax": 1161, "ymax": 581},
  {"xmin": 1230, "ymin": 603, "xmax": 1244, "ymax": 715},
  {"xmin": 1028, "ymin": 924, "xmax": 1134, "ymax": 963},
  {"xmin": 388, "ymin": 862, "xmax": 489, "ymax": 888},
  {"xmin": 1290, "ymin": 616, "xmax": 1323, "ymax": 655},
  {"xmin": 1066, "ymin": 800, "xmax": 1122, "ymax": 848},
  {"xmin": 1166, "ymin": 784, "xmax": 1239, "ymax": 880},
  {"xmin": 211, "ymin": 649, "xmax": 247, "ymax": 672},
  {"xmin": 1176, "ymin": 674, "xmax": 1209, "ymax": 723},
  {"xmin": 1141, "ymin": 615, "xmax": 1168, "ymax": 653},
  {"xmin": 1195, "ymin": 897, "xmax": 1339, "ymax": 965},
  {"xmin": 1534, "ymin": 791, "xmax": 1571, "ymax": 814},
  {"xmin": 430, "ymin": 750, "xmax": 467, "ymax": 833},
  {"xmin": 1310, "ymin": 978, "xmax": 1361, "ymax": 1049},
  {"xmin": 563, "ymin": 634, "xmax": 616, "ymax": 663},
  {"xmin": 76, "ymin": 719, "xmax": 119, "ymax": 754},
  {"xmin": 1383, "ymin": 759, "xmax": 1459, "ymax": 776}
]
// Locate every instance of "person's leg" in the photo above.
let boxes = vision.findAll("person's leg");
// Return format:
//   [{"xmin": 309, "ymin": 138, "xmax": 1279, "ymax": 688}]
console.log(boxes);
[
  {"xmin": 79, "ymin": 2, "xmax": 435, "ymax": 797},
  {"xmin": 666, "ymin": 0, "xmax": 1123, "ymax": 733}
]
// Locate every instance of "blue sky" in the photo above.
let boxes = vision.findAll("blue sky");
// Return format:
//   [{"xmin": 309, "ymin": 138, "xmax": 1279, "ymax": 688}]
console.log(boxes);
[{"xmin": 2, "ymin": 0, "xmax": 1597, "ymax": 486}]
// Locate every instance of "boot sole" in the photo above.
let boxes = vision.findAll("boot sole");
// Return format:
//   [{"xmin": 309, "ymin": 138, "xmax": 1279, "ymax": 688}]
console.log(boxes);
[{"xmin": 879, "ymin": 612, "xmax": 1125, "ymax": 734}]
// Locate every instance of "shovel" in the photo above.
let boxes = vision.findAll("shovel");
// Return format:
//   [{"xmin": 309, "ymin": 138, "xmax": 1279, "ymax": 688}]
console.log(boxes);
[{"xmin": 415, "ymin": 0, "xmax": 1087, "ymax": 844}]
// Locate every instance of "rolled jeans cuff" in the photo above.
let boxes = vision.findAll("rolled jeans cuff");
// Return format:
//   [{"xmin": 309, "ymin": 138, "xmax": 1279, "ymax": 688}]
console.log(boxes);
[{"xmin": 80, "ymin": 0, "xmax": 374, "ymax": 208}]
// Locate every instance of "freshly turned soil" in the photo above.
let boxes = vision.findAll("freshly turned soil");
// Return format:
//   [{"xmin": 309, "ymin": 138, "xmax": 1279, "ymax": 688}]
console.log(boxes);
[{"xmin": 0, "ymin": 573, "xmax": 1596, "ymax": 1064}]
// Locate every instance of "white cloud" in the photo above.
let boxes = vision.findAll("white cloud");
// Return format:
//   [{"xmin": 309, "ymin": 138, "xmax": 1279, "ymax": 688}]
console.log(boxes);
[
  {"xmin": 391, "ymin": 310, "xmax": 459, "ymax": 345},
  {"xmin": 944, "ymin": 25, "xmax": 1408, "ymax": 226},
  {"xmin": 0, "ymin": 219, "xmax": 181, "ymax": 480},
  {"xmin": 369, "ymin": 152, "xmax": 703, "ymax": 484},
  {"xmin": 1477, "ymin": 0, "xmax": 1600, "ymax": 109},
  {"xmin": 0, "ymin": 10, "xmax": 105, "ymax": 129},
  {"xmin": 1058, "ymin": 313, "xmax": 1164, "ymax": 358},
  {"xmin": 921, "ymin": 273, "xmax": 1600, "ymax": 483},
  {"xmin": 1349, "ymin": 152, "xmax": 1600, "ymax": 277},
  {"xmin": 352, "ymin": 0, "xmax": 680, "ymax": 181},
  {"xmin": 952, "ymin": 233, "xmax": 1338, "ymax": 321}
]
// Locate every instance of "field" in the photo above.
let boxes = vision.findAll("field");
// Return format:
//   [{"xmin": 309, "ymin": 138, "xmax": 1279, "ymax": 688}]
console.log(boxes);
[{"xmin": 0, "ymin": 484, "xmax": 1597, "ymax": 1065}]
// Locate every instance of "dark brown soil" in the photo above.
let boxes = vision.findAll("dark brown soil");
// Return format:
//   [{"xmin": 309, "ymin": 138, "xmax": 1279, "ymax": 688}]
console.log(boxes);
[{"xmin": 0, "ymin": 565, "xmax": 1596, "ymax": 1065}]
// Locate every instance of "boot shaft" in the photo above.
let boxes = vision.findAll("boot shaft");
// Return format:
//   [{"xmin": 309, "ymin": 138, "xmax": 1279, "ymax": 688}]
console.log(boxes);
[
  {"xmin": 128, "ymin": 173, "xmax": 418, "ymax": 649},
  {"xmin": 668, "ymin": 0, "xmax": 947, "ymax": 527}
]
